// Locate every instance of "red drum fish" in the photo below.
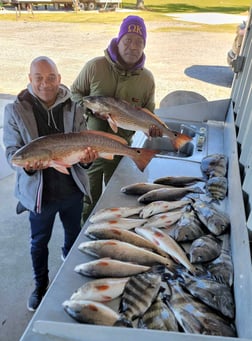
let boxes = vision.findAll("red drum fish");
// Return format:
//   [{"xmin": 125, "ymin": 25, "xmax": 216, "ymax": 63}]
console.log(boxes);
[
  {"xmin": 83, "ymin": 96, "xmax": 192, "ymax": 150},
  {"xmin": 11, "ymin": 130, "xmax": 158, "ymax": 174}
]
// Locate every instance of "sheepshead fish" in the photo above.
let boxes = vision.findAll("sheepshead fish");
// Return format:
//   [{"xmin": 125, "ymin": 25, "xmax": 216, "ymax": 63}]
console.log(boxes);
[
  {"xmin": 83, "ymin": 96, "xmax": 192, "ymax": 150},
  {"xmin": 119, "ymin": 271, "xmax": 161, "ymax": 321},
  {"xmin": 139, "ymin": 200, "xmax": 191, "ymax": 219},
  {"xmin": 120, "ymin": 182, "xmax": 171, "ymax": 196},
  {"xmin": 74, "ymin": 258, "xmax": 150, "ymax": 278},
  {"xmin": 205, "ymin": 176, "xmax": 228, "ymax": 201},
  {"xmin": 70, "ymin": 277, "xmax": 129, "ymax": 302},
  {"xmin": 180, "ymin": 272, "xmax": 235, "ymax": 319},
  {"xmin": 11, "ymin": 130, "xmax": 158, "ymax": 174},
  {"xmin": 165, "ymin": 279, "xmax": 236, "ymax": 336},
  {"xmin": 89, "ymin": 206, "xmax": 143, "ymax": 223},
  {"xmin": 189, "ymin": 234, "xmax": 223, "ymax": 263},
  {"xmin": 138, "ymin": 295, "xmax": 179, "ymax": 331},
  {"xmin": 154, "ymin": 176, "xmax": 205, "ymax": 187},
  {"xmin": 201, "ymin": 153, "xmax": 228, "ymax": 179},
  {"xmin": 63, "ymin": 299, "xmax": 131, "ymax": 326},
  {"xmin": 78, "ymin": 239, "xmax": 174, "ymax": 268},
  {"xmin": 192, "ymin": 199, "xmax": 230, "ymax": 235},
  {"xmin": 172, "ymin": 209, "xmax": 205, "ymax": 242},
  {"xmin": 206, "ymin": 233, "xmax": 234, "ymax": 286},
  {"xmin": 135, "ymin": 227, "xmax": 196, "ymax": 274},
  {"xmin": 138, "ymin": 186, "xmax": 204, "ymax": 204},
  {"xmin": 85, "ymin": 225, "xmax": 169, "ymax": 258}
]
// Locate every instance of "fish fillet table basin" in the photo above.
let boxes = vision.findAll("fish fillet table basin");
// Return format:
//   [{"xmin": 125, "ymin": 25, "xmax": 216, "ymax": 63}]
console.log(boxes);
[
  {"xmin": 20, "ymin": 99, "xmax": 252, "ymax": 341},
  {"xmin": 133, "ymin": 120, "xmax": 208, "ymax": 162}
]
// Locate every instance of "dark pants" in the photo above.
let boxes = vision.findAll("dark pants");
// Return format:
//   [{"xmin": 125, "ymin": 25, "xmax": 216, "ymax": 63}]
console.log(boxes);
[
  {"xmin": 29, "ymin": 192, "xmax": 83, "ymax": 288},
  {"xmin": 82, "ymin": 156, "xmax": 122, "ymax": 224}
]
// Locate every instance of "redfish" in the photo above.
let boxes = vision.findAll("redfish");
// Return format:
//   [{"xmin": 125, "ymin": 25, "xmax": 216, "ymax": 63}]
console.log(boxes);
[
  {"xmin": 11, "ymin": 130, "xmax": 157, "ymax": 174},
  {"xmin": 83, "ymin": 96, "xmax": 192, "ymax": 150}
]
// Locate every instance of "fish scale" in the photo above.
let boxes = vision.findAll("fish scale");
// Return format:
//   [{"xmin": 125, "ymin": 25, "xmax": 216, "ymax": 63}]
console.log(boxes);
[{"xmin": 119, "ymin": 272, "xmax": 162, "ymax": 321}]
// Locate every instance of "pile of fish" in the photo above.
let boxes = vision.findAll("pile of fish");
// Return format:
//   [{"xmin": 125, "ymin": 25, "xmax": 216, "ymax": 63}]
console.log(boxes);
[
  {"xmin": 201, "ymin": 153, "xmax": 228, "ymax": 201},
  {"xmin": 63, "ymin": 156, "xmax": 236, "ymax": 337}
]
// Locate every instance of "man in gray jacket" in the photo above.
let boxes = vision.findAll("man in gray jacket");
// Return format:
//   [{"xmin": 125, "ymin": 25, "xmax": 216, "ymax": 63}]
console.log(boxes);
[{"xmin": 3, "ymin": 56, "xmax": 98, "ymax": 311}]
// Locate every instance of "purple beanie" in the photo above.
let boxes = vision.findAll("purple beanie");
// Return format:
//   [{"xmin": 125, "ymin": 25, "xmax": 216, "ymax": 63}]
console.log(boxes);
[{"xmin": 117, "ymin": 15, "xmax": 147, "ymax": 46}]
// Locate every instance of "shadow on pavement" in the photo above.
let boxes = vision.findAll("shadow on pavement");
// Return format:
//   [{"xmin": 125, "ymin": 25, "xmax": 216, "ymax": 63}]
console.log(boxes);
[{"xmin": 185, "ymin": 65, "xmax": 234, "ymax": 88}]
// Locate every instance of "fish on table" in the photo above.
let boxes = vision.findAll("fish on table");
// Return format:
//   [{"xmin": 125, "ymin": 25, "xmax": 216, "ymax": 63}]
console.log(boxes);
[
  {"xmin": 74, "ymin": 258, "xmax": 151, "ymax": 278},
  {"xmin": 63, "ymin": 299, "xmax": 131, "ymax": 327},
  {"xmin": 154, "ymin": 176, "xmax": 205, "ymax": 187},
  {"xmin": 89, "ymin": 206, "xmax": 143, "ymax": 223},
  {"xmin": 138, "ymin": 294, "xmax": 179, "ymax": 331},
  {"xmin": 180, "ymin": 271, "xmax": 235, "ymax": 319},
  {"xmin": 192, "ymin": 199, "xmax": 230, "ymax": 236},
  {"xmin": 206, "ymin": 233, "xmax": 234, "ymax": 287},
  {"xmin": 85, "ymin": 217, "xmax": 147, "ymax": 231},
  {"xmin": 205, "ymin": 176, "xmax": 228, "ymax": 201},
  {"xmin": 120, "ymin": 182, "xmax": 172, "ymax": 196},
  {"xmin": 138, "ymin": 186, "xmax": 204, "ymax": 204},
  {"xmin": 200, "ymin": 153, "xmax": 228, "ymax": 179},
  {"xmin": 139, "ymin": 199, "xmax": 191, "ymax": 219},
  {"xmin": 70, "ymin": 277, "xmax": 130, "ymax": 302},
  {"xmin": 82, "ymin": 96, "xmax": 192, "ymax": 150},
  {"xmin": 11, "ymin": 130, "xmax": 158, "ymax": 174},
  {"xmin": 172, "ymin": 209, "xmax": 206, "ymax": 242},
  {"xmin": 119, "ymin": 271, "xmax": 162, "ymax": 322},
  {"xmin": 85, "ymin": 225, "xmax": 169, "ymax": 258},
  {"xmin": 141, "ymin": 210, "xmax": 183, "ymax": 229},
  {"xmin": 165, "ymin": 279, "xmax": 237, "ymax": 336},
  {"xmin": 78, "ymin": 239, "xmax": 175, "ymax": 268},
  {"xmin": 135, "ymin": 227, "xmax": 196, "ymax": 275},
  {"xmin": 189, "ymin": 234, "xmax": 223, "ymax": 264}
]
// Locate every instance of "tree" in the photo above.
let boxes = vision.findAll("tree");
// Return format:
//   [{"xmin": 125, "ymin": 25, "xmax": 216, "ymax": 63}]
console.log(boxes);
[{"xmin": 136, "ymin": 0, "xmax": 145, "ymax": 9}]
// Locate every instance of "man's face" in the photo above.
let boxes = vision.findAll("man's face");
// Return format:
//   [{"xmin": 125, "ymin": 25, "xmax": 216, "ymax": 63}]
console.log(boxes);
[
  {"xmin": 117, "ymin": 33, "xmax": 145, "ymax": 68},
  {"xmin": 29, "ymin": 60, "xmax": 61, "ymax": 107}
]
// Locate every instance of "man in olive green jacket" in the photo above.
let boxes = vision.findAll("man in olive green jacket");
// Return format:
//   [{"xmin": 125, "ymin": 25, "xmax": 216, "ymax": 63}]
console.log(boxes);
[{"xmin": 71, "ymin": 15, "xmax": 161, "ymax": 223}]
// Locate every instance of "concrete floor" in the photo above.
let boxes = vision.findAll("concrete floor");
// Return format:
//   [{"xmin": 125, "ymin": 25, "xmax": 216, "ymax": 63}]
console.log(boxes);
[{"xmin": 0, "ymin": 172, "xmax": 65, "ymax": 341}]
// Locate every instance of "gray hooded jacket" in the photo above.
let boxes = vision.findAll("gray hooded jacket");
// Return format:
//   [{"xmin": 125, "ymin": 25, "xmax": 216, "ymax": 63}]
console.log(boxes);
[{"xmin": 3, "ymin": 84, "xmax": 91, "ymax": 213}]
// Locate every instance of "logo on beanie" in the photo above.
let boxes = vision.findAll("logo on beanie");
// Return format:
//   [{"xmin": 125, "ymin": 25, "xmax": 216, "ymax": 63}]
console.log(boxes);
[{"xmin": 127, "ymin": 24, "xmax": 143, "ymax": 36}]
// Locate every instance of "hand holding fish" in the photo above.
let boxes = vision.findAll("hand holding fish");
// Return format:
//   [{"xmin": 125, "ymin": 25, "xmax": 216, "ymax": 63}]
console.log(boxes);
[
  {"xmin": 24, "ymin": 160, "xmax": 50, "ymax": 172},
  {"xmin": 148, "ymin": 124, "xmax": 163, "ymax": 138},
  {"xmin": 79, "ymin": 147, "xmax": 99, "ymax": 164}
]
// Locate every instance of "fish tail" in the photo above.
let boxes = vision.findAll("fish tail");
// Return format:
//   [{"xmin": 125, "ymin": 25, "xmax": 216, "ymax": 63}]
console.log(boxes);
[
  {"xmin": 171, "ymin": 132, "xmax": 192, "ymax": 151},
  {"xmin": 131, "ymin": 148, "xmax": 158, "ymax": 172}
]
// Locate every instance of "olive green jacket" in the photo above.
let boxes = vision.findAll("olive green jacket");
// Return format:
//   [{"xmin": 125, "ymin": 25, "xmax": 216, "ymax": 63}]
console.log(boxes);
[{"xmin": 70, "ymin": 49, "xmax": 155, "ymax": 142}]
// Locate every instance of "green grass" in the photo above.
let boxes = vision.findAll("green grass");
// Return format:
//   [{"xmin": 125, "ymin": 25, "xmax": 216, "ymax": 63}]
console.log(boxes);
[
  {"xmin": 124, "ymin": 0, "xmax": 250, "ymax": 14},
  {"xmin": 0, "ymin": 0, "xmax": 250, "ymax": 33}
]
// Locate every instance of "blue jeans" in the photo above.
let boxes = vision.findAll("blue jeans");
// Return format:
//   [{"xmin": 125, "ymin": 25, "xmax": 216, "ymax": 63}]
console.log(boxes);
[{"xmin": 29, "ymin": 192, "xmax": 83, "ymax": 288}]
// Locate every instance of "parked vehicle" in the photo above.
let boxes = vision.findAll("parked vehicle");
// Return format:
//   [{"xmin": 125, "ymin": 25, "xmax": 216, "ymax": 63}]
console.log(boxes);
[{"xmin": 4, "ymin": 0, "xmax": 122, "ymax": 11}]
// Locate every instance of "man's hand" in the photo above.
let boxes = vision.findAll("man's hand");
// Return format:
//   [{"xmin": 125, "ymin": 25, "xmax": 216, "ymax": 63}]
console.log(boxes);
[
  {"xmin": 79, "ymin": 147, "xmax": 98, "ymax": 164},
  {"xmin": 148, "ymin": 125, "xmax": 163, "ymax": 138},
  {"xmin": 24, "ymin": 160, "xmax": 50, "ymax": 172}
]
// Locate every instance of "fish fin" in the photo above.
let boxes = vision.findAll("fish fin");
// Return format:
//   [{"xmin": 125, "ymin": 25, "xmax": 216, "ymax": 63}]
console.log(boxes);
[
  {"xmin": 141, "ymin": 108, "xmax": 168, "ymax": 127},
  {"xmin": 107, "ymin": 116, "xmax": 119, "ymax": 133},
  {"xmin": 98, "ymin": 152, "xmax": 114, "ymax": 160},
  {"xmin": 50, "ymin": 161, "xmax": 70, "ymax": 174},
  {"xmin": 130, "ymin": 148, "xmax": 158, "ymax": 172}
]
